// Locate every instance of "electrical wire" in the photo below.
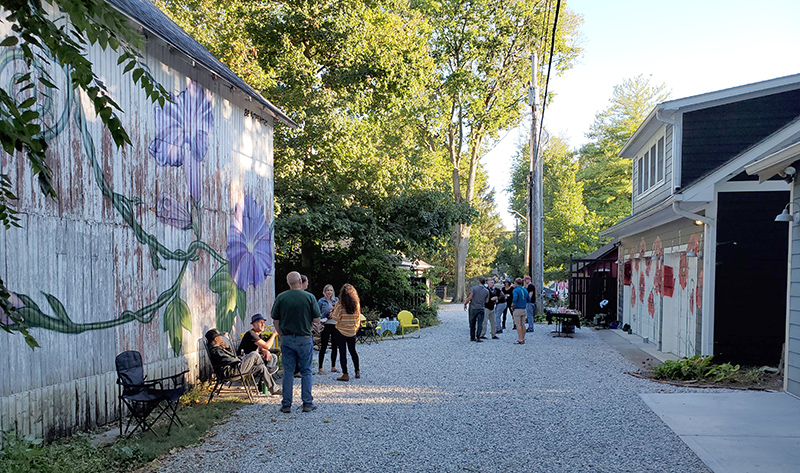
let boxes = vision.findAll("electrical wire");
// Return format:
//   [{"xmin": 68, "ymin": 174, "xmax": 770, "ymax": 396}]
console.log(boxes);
[{"xmin": 537, "ymin": 0, "xmax": 561, "ymax": 151}]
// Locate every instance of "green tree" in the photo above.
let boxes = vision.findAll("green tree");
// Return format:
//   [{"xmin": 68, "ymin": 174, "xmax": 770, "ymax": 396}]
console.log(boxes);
[
  {"xmin": 413, "ymin": 0, "xmax": 581, "ymax": 301},
  {"xmin": 0, "ymin": 0, "xmax": 169, "ymax": 347},
  {"xmin": 542, "ymin": 136, "xmax": 598, "ymax": 280},
  {"xmin": 577, "ymin": 75, "xmax": 670, "ymax": 228},
  {"xmin": 158, "ymin": 0, "xmax": 463, "ymax": 316}
]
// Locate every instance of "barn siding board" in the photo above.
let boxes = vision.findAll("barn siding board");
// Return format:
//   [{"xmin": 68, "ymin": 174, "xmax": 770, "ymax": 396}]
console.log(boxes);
[{"xmin": 0, "ymin": 2, "xmax": 281, "ymax": 439}]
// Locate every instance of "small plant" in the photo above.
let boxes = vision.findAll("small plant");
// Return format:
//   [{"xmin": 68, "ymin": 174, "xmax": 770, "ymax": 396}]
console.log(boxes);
[{"xmin": 653, "ymin": 355, "xmax": 741, "ymax": 382}]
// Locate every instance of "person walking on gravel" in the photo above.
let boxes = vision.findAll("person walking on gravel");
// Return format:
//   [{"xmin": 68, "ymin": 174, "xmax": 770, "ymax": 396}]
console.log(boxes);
[
  {"xmin": 272, "ymin": 271, "xmax": 321, "ymax": 413},
  {"xmin": 464, "ymin": 277, "xmax": 489, "ymax": 342},
  {"xmin": 511, "ymin": 277, "xmax": 530, "ymax": 344}
]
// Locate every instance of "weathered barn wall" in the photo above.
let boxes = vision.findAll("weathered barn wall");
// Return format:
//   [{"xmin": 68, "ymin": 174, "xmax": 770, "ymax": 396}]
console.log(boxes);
[
  {"xmin": 0, "ymin": 15, "xmax": 276, "ymax": 440},
  {"xmin": 619, "ymin": 221, "xmax": 703, "ymax": 358}
]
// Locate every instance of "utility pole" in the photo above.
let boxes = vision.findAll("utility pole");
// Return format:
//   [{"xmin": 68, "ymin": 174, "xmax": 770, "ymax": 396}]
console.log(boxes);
[{"xmin": 528, "ymin": 52, "xmax": 543, "ymax": 314}]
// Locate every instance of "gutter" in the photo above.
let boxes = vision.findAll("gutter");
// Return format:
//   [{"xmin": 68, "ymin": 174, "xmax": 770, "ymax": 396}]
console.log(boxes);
[
  {"xmin": 656, "ymin": 109, "xmax": 682, "ymax": 192},
  {"xmin": 671, "ymin": 196, "xmax": 714, "ymax": 227}
]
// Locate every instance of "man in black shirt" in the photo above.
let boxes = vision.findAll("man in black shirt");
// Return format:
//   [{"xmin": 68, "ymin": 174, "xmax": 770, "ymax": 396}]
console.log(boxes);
[{"xmin": 239, "ymin": 313, "xmax": 279, "ymax": 375}]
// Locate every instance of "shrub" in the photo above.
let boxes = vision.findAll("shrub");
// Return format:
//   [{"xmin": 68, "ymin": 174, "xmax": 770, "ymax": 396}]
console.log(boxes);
[{"xmin": 652, "ymin": 355, "xmax": 740, "ymax": 382}]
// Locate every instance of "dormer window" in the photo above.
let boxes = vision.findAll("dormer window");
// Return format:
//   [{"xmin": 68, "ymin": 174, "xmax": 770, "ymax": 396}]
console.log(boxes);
[{"xmin": 636, "ymin": 135, "xmax": 665, "ymax": 196}]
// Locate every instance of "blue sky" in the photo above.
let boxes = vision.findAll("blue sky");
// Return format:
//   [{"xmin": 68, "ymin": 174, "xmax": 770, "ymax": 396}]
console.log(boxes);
[{"xmin": 485, "ymin": 0, "xmax": 800, "ymax": 229}]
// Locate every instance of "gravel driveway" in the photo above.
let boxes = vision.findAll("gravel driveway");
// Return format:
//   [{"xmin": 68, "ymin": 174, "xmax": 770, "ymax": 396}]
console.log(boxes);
[{"xmin": 157, "ymin": 304, "xmax": 714, "ymax": 473}]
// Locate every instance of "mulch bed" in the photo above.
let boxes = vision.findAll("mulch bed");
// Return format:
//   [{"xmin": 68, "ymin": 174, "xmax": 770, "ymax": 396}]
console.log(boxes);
[{"xmin": 625, "ymin": 370, "xmax": 784, "ymax": 391}]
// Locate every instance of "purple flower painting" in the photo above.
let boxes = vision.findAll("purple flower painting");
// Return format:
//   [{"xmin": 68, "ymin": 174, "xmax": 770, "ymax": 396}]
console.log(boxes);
[
  {"xmin": 157, "ymin": 193, "xmax": 192, "ymax": 229},
  {"xmin": 148, "ymin": 80, "xmax": 214, "ymax": 202},
  {"xmin": 227, "ymin": 195, "xmax": 273, "ymax": 290}
]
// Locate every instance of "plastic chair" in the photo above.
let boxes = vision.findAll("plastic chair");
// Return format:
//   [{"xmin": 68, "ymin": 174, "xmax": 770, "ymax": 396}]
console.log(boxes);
[
  {"xmin": 397, "ymin": 310, "xmax": 421, "ymax": 338},
  {"xmin": 115, "ymin": 351, "xmax": 187, "ymax": 437}
]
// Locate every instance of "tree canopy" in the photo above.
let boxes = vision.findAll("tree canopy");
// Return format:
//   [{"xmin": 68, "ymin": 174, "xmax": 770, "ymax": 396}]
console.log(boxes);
[{"xmin": 577, "ymin": 75, "xmax": 670, "ymax": 228}]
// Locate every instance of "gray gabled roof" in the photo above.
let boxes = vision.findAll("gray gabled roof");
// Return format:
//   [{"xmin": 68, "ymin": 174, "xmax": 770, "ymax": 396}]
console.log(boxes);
[{"xmin": 107, "ymin": 0, "xmax": 297, "ymax": 129}]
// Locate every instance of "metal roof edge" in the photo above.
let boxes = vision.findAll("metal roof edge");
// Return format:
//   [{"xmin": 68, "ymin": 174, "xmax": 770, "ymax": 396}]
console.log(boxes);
[{"xmin": 107, "ymin": 0, "xmax": 298, "ymax": 129}]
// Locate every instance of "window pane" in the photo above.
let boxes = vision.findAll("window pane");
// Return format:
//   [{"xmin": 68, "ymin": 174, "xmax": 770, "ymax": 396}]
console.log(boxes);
[
  {"xmin": 638, "ymin": 158, "xmax": 643, "ymax": 195},
  {"xmin": 657, "ymin": 137, "xmax": 664, "ymax": 182},
  {"xmin": 650, "ymin": 145, "xmax": 656, "ymax": 186},
  {"xmin": 643, "ymin": 151, "xmax": 649, "ymax": 192}
]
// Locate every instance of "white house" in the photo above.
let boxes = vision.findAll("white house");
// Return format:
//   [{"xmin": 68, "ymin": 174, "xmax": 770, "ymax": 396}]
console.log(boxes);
[
  {"xmin": 0, "ymin": 0, "xmax": 295, "ymax": 439},
  {"xmin": 603, "ymin": 74, "xmax": 800, "ymax": 380}
]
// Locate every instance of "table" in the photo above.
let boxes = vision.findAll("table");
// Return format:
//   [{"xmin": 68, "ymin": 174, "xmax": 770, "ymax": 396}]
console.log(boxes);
[
  {"xmin": 545, "ymin": 308, "xmax": 581, "ymax": 338},
  {"xmin": 378, "ymin": 319, "xmax": 399, "ymax": 339}
]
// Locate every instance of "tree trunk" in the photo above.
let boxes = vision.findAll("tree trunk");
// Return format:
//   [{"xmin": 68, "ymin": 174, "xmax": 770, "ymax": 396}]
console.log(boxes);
[{"xmin": 453, "ymin": 222, "xmax": 470, "ymax": 302}]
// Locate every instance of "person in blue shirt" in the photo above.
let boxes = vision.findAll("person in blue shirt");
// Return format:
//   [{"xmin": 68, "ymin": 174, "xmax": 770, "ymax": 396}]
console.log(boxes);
[
  {"xmin": 511, "ymin": 277, "xmax": 530, "ymax": 344},
  {"xmin": 317, "ymin": 284, "xmax": 339, "ymax": 374}
]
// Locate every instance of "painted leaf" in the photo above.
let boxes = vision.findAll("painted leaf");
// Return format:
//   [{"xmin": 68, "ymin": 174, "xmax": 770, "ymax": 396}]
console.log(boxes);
[
  {"xmin": 237, "ymin": 288, "xmax": 247, "ymax": 323},
  {"xmin": 210, "ymin": 265, "xmax": 238, "ymax": 332},
  {"xmin": 164, "ymin": 296, "xmax": 190, "ymax": 355},
  {"xmin": 42, "ymin": 292, "xmax": 71, "ymax": 323}
]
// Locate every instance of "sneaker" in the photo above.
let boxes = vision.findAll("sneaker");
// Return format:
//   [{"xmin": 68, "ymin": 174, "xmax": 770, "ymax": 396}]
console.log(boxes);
[
  {"xmin": 337, "ymin": 374, "xmax": 350, "ymax": 381},
  {"xmin": 475, "ymin": 338, "xmax": 483, "ymax": 343},
  {"xmin": 526, "ymin": 329, "xmax": 534, "ymax": 333},
  {"xmin": 470, "ymin": 338, "xmax": 476, "ymax": 341},
  {"xmin": 492, "ymin": 336, "xmax": 499, "ymax": 339},
  {"xmin": 496, "ymin": 329, "xmax": 503, "ymax": 334},
  {"xmin": 270, "ymin": 388, "xmax": 282, "ymax": 396},
  {"xmin": 302, "ymin": 403, "xmax": 317, "ymax": 412},
  {"xmin": 279, "ymin": 405, "xmax": 291, "ymax": 413},
  {"xmin": 355, "ymin": 371, "xmax": 361, "ymax": 379},
  {"xmin": 479, "ymin": 336, "xmax": 488, "ymax": 339}
]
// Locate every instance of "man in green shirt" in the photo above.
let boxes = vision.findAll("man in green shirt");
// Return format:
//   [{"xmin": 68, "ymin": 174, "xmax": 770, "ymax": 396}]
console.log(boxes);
[{"xmin": 272, "ymin": 271, "xmax": 321, "ymax": 413}]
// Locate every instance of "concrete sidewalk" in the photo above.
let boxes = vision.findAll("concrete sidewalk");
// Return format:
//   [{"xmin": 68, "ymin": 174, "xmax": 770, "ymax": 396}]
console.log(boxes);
[
  {"xmin": 640, "ymin": 392, "xmax": 800, "ymax": 473},
  {"xmin": 599, "ymin": 328, "xmax": 800, "ymax": 473}
]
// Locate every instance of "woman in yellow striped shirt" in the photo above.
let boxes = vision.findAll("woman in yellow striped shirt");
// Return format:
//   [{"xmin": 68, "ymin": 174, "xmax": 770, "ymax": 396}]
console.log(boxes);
[{"xmin": 330, "ymin": 284, "xmax": 361, "ymax": 381}]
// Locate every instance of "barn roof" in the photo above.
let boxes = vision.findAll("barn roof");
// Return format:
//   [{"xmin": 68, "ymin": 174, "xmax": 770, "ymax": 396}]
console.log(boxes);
[{"xmin": 108, "ymin": 0, "xmax": 298, "ymax": 129}]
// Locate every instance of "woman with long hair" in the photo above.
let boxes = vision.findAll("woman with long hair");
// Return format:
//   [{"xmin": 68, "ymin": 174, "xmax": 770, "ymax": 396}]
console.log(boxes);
[
  {"xmin": 317, "ymin": 284, "xmax": 339, "ymax": 374},
  {"xmin": 330, "ymin": 283, "xmax": 361, "ymax": 381}
]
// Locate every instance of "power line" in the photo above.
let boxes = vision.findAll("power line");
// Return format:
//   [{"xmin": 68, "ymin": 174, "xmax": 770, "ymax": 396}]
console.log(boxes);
[{"xmin": 537, "ymin": 0, "xmax": 561, "ymax": 150}]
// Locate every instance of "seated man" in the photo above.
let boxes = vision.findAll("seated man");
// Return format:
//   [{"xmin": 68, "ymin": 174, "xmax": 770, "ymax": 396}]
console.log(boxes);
[
  {"xmin": 238, "ymin": 313, "xmax": 279, "ymax": 375},
  {"xmin": 205, "ymin": 328, "xmax": 281, "ymax": 396}
]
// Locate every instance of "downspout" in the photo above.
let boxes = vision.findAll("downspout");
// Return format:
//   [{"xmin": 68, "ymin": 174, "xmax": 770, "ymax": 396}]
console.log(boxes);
[
  {"xmin": 673, "ymin": 196, "xmax": 716, "ymax": 356},
  {"xmin": 656, "ymin": 109, "xmax": 682, "ymax": 191}
]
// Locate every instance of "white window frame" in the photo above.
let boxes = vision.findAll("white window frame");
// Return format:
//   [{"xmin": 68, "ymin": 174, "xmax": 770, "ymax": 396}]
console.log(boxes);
[{"xmin": 635, "ymin": 133, "xmax": 666, "ymax": 198}]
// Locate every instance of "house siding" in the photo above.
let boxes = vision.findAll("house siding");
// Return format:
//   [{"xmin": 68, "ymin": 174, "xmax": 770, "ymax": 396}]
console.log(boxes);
[
  {"xmin": 0, "ymin": 11, "xmax": 277, "ymax": 439},
  {"xmin": 632, "ymin": 125, "xmax": 673, "ymax": 214},
  {"xmin": 682, "ymin": 89, "xmax": 800, "ymax": 188},
  {"xmin": 788, "ymin": 179, "xmax": 800, "ymax": 397}
]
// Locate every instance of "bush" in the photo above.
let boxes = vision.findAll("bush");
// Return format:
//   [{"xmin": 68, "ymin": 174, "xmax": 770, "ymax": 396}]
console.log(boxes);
[
  {"xmin": 414, "ymin": 303, "xmax": 439, "ymax": 328},
  {"xmin": 652, "ymin": 355, "xmax": 740, "ymax": 382}
]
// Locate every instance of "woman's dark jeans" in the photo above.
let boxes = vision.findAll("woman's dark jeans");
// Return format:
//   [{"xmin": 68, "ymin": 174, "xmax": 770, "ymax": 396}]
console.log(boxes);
[
  {"xmin": 319, "ymin": 323, "xmax": 338, "ymax": 369},
  {"xmin": 335, "ymin": 331, "xmax": 359, "ymax": 374}
]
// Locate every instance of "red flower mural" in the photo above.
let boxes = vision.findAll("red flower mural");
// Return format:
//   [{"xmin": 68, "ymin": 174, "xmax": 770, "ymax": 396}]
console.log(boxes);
[
  {"xmin": 645, "ymin": 257, "xmax": 652, "ymax": 276},
  {"xmin": 690, "ymin": 287, "xmax": 695, "ymax": 314},
  {"xmin": 696, "ymin": 269, "xmax": 703, "ymax": 309},
  {"xmin": 648, "ymin": 290, "xmax": 655, "ymax": 317},
  {"xmin": 631, "ymin": 283, "xmax": 636, "ymax": 307},
  {"xmin": 653, "ymin": 236, "xmax": 663, "ymax": 260},
  {"xmin": 639, "ymin": 272, "xmax": 645, "ymax": 302},
  {"xmin": 654, "ymin": 265, "xmax": 663, "ymax": 295},
  {"xmin": 640, "ymin": 237, "xmax": 647, "ymax": 259},
  {"xmin": 687, "ymin": 233, "xmax": 700, "ymax": 254},
  {"xmin": 679, "ymin": 252, "xmax": 689, "ymax": 289}
]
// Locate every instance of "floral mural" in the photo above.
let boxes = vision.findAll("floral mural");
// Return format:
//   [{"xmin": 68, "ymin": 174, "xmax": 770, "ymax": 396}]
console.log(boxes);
[
  {"xmin": 1, "ymin": 55, "xmax": 272, "ymax": 355},
  {"xmin": 227, "ymin": 194, "xmax": 274, "ymax": 290},
  {"xmin": 149, "ymin": 80, "xmax": 214, "ymax": 203}
]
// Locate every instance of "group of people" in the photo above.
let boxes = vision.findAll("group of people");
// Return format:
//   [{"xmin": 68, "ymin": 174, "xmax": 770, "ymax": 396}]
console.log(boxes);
[
  {"xmin": 464, "ymin": 276, "xmax": 537, "ymax": 344},
  {"xmin": 205, "ymin": 271, "xmax": 363, "ymax": 414}
]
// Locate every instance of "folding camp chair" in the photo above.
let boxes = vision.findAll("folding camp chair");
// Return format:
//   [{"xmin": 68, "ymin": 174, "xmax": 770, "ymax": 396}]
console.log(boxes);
[
  {"xmin": 115, "ymin": 351, "xmax": 187, "ymax": 438},
  {"xmin": 202, "ymin": 336, "xmax": 263, "ymax": 403},
  {"xmin": 356, "ymin": 314, "xmax": 381, "ymax": 344}
]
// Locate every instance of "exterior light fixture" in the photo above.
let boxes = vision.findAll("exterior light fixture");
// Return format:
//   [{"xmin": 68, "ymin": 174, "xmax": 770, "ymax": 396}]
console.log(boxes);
[
  {"xmin": 775, "ymin": 201, "xmax": 800, "ymax": 224},
  {"xmin": 694, "ymin": 220, "xmax": 703, "ymax": 226}
]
